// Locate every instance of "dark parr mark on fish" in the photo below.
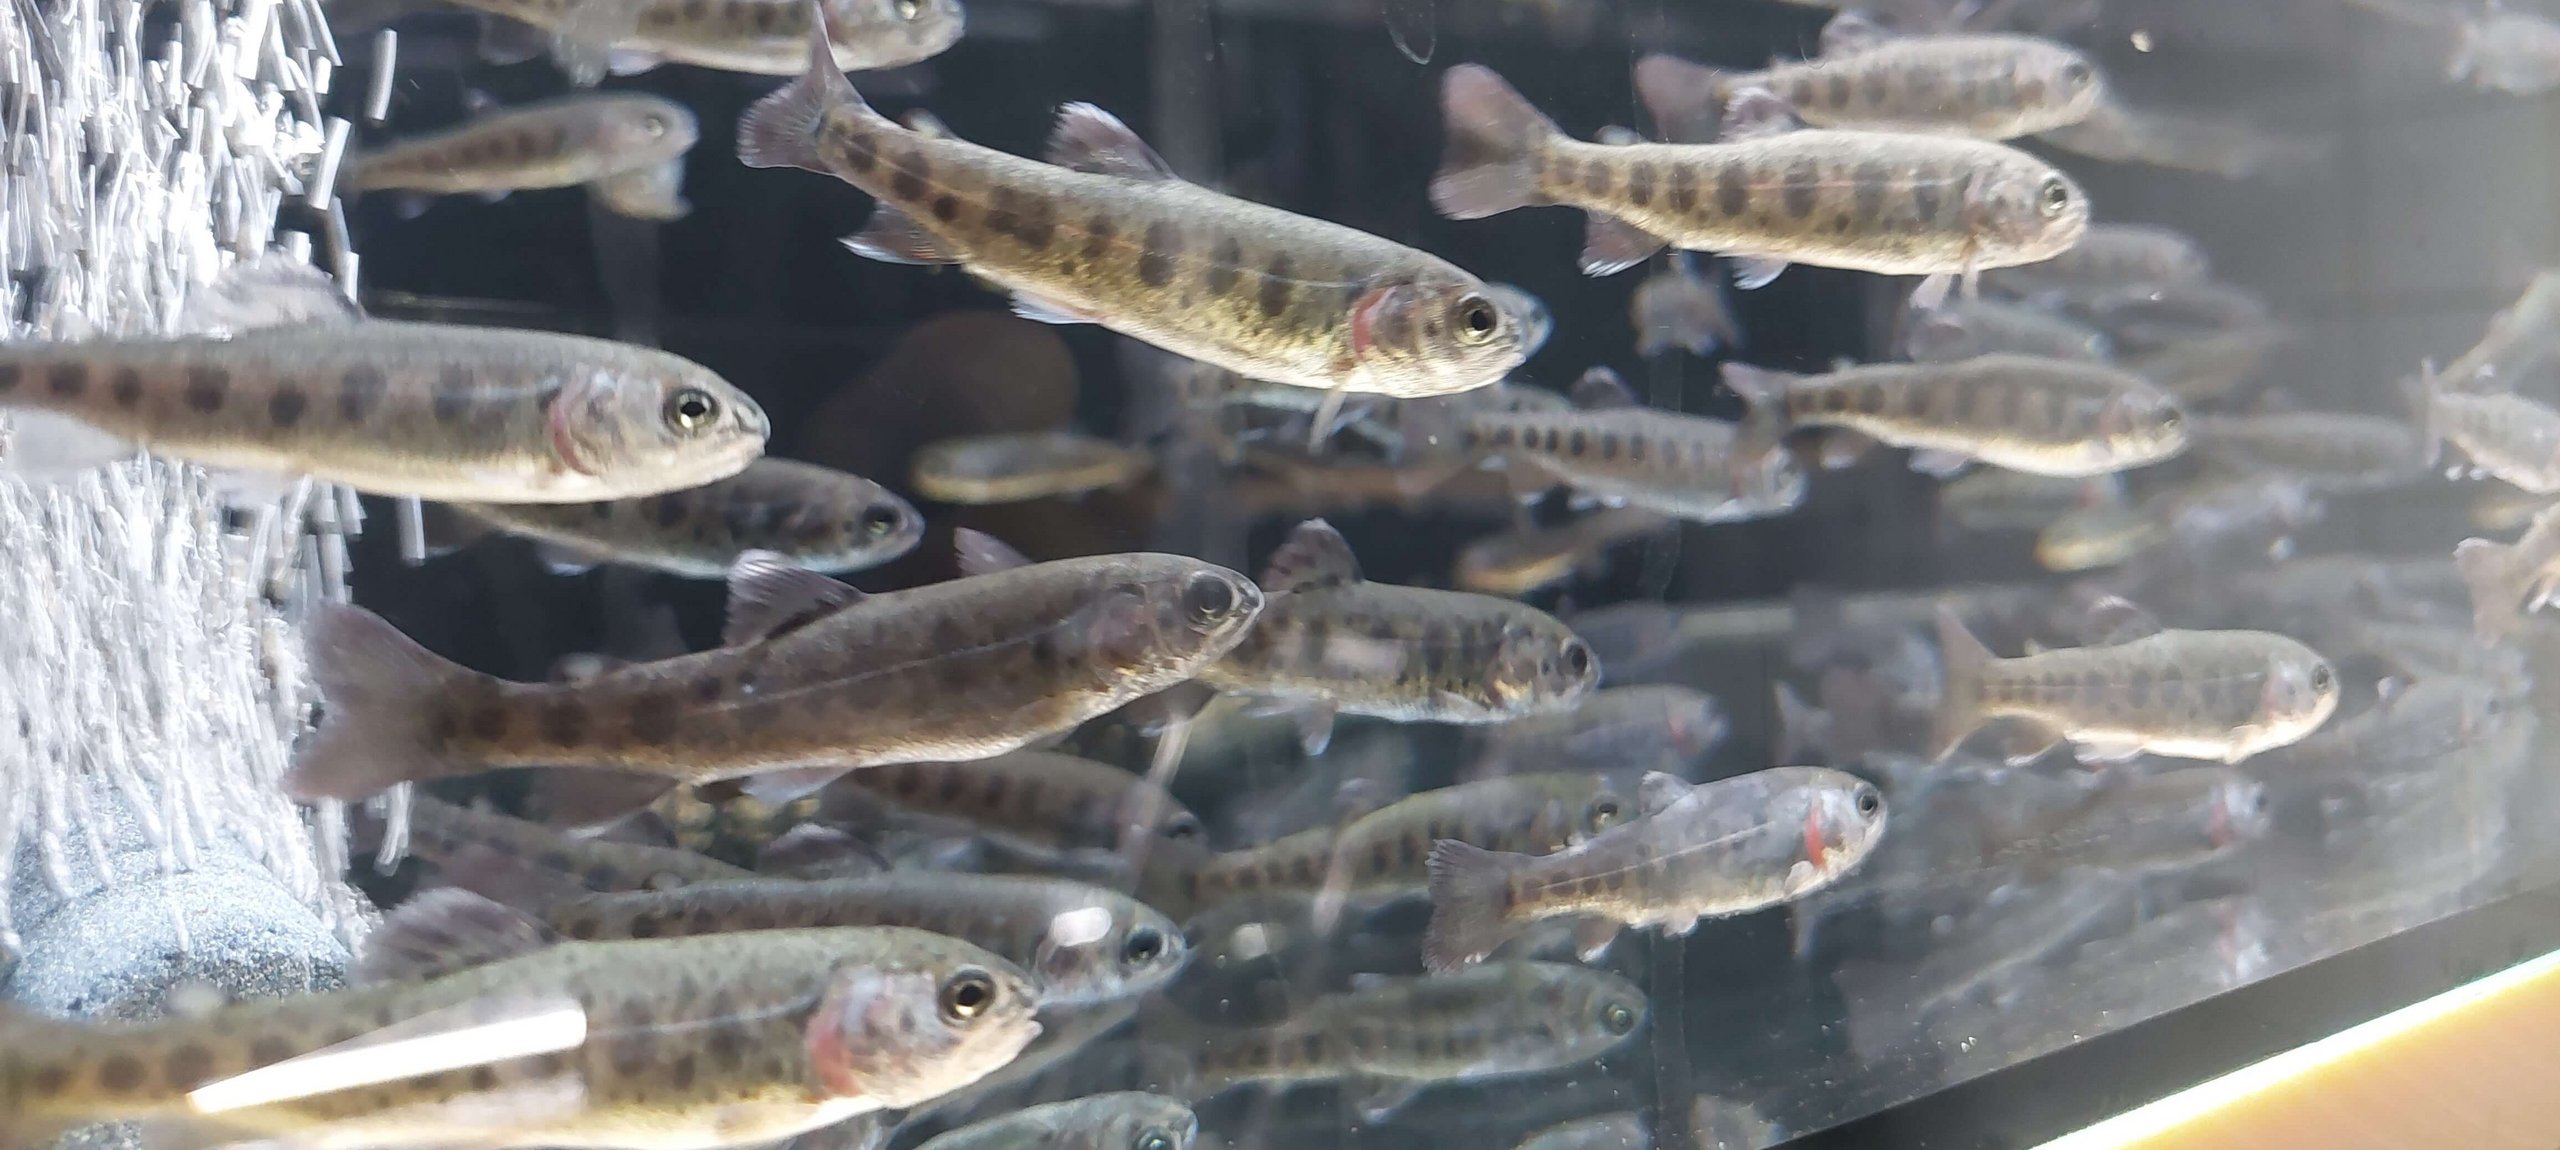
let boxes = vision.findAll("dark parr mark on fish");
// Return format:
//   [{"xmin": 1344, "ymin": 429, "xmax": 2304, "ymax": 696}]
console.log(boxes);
[
  {"xmin": 0, "ymin": 365, "xmax": 19, "ymax": 391},
  {"xmin": 1138, "ymin": 221, "xmax": 1181, "ymax": 288},
  {"xmin": 889, "ymin": 151, "xmax": 930, "ymax": 201},
  {"xmin": 182, "ymin": 367, "xmax": 226, "ymax": 413},
  {"xmin": 628, "ymin": 698, "xmax": 680, "ymax": 744},
  {"xmin": 97, "ymin": 1055, "xmax": 145, "ymax": 1093},
  {"xmin": 1206, "ymin": 236, "xmax": 1243, "ymax": 296},
  {"xmin": 1910, "ymin": 166, "xmax": 1942, "ymax": 223},
  {"xmin": 1259, "ymin": 255, "xmax": 1294, "ymax": 318},
  {"xmin": 45, "ymin": 364, "xmax": 84, "ymax": 398},
  {"xmin": 1853, "ymin": 160, "xmax": 1889, "ymax": 225},
  {"xmin": 270, "ymin": 384, "xmax": 308, "ymax": 427},
  {"xmin": 163, "ymin": 1045, "xmax": 215, "ymax": 1090},
  {"xmin": 1081, "ymin": 214, "xmax": 1117, "ymax": 262},
  {"xmin": 1715, "ymin": 164, "xmax": 1748, "ymax": 218},
  {"xmin": 844, "ymin": 130, "xmax": 879, "ymax": 174},
  {"xmin": 1628, "ymin": 161, "xmax": 1656, "ymax": 208},
  {"xmin": 1782, "ymin": 159, "xmax": 1821, "ymax": 219},
  {"xmin": 340, "ymin": 365, "xmax": 386, "ymax": 422},
  {"xmin": 931, "ymin": 193, "xmax": 961, "ymax": 223}
]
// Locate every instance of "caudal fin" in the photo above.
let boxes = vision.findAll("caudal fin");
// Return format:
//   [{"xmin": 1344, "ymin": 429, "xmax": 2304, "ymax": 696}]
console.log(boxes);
[
  {"xmin": 287, "ymin": 603, "xmax": 490, "ymax": 801},
  {"xmin": 1929, "ymin": 605, "xmax": 1993, "ymax": 761},
  {"xmin": 1422, "ymin": 839, "xmax": 1527, "ymax": 973},
  {"xmin": 2455, "ymin": 538, "xmax": 2526, "ymax": 640},
  {"xmin": 1430, "ymin": 64, "xmax": 1560, "ymax": 220},
  {"xmin": 735, "ymin": 2, "xmax": 871, "ymax": 174}
]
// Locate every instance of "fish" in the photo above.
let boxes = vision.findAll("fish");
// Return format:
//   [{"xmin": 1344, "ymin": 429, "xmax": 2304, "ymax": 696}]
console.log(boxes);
[
  {"xmin": 735, "ymin": 23, "xmax": 1528, "ymax": 419},
  {"xmin": 2034, "ymin": 99, "xmax": 2319, "ymax": 181},
  {"xmin": 1940, "ymin": 469, "xmax": 2122, "ymax": 533},
  {"xmin": 1171, "ymin": 961, "xmax": 1646, "ymax": 1119},
  {"xmin": 1836, "ymin": 873, "xmax": 2136, "ymax": 1045},
  {"xmin": 1431, "ymin": 65, "xmax": 2088, "ymax": 289},
  {"xmin": 2259, "ymin": 675, "xmax": 2521, "ymax": 784},
  {"xmin": 399, "ymin": 793, "xmax": 757, "ymax": 903},
  {"xmin": 1978, "ymin": 222, "xmax": 2210, "ymax": 296},
  {"xmin": 910, "ymin": 1093, "xmax": 1197, "ymax": 1150},
  {"xmin": 1145, "ymin": 773, "xmax": 1637, "ymax": 920},
  {"xmin": 1452, "ymin": 508, "xmax": 1675, "ymax": 596},
  {"xmin": 538, "ymin": 873, "xmax": 1186, "ymax": 1006},
  {"xmin": 1932, "ymin": 604, "xmax": 2340, "ymax": 765},
  {"xmin": 1466, "ymin": 684, "xmax": 1727, "ymax": 780},
  {"xmin": 1630, "ymin": 252, "xmax": 1742, "ymax": 357},
  {"xmin": 1482, "ymin": 282, "xmax": 1558, "ymax": 358},
  {"xmin": 0, "ymin": 897, "xmax": 1040, "ymax": 1150},
  {"xmin": 2065, "ymin": 281, "xmax": 2273, "ymax": 353},
  {"xmin": 1632, "ymin": 16, "xmax": 2103, "ymax": 141},
  {"xmin": 2422, "ymin": 365, "xmax": 2560, "ymax": 493},
  {"xmin": 2187, "ymin": 411, "xmax": 2426, "ymax": 492},
  {"xmin": 0, "ymin": 263, "xmax": 767, "ymax": 502},
  {"xmin": 2120, "ymin": 325, "xmax": 2291, "ymax": 404},
  {"xmin": 1422, "ymin": 768, "xmax": 1886, "ymax": 971},
  {"xmin": 2456, "ymin": 501, "xmax": 2560, "ymax": 639},
  {"xmin": 1449, "ymin": 368, "xmax": 1805, "ymax": 524},
  {"xmin": 348, "ymin": 94, "xmax": 700, "ymax": 220},
  {"xmin": 909, "ymin": 430, "xmax": 1153, "ymax": 504},
  {"xmin": 1991, "ymin": 767, "xmax": 2270, "ymax": 878},
  {"xmin": 2439, "ymin": 269, "xmax": 2560, "ymax": 390},
  {"xmin": 1901, "ymin": 297, "xmax": 2111, "ymax": 363},
  {"xmin": 1513, "ymin": 1112, "xmax": 1649, "ymax": 1150},
  {"xmin": 441, "ymin": 0, "xmax": 962, "ymax": 79},
  {"xmin": 830, "ymin": 751, "xmax": 1206, "ymax": 860},
  {"xmin": 1194, "ymin": 519, "xmax": 1599, "ymax": 754},
  {"xmin": 1722, "ymin": 354, "xmax": 2188, "ymax": 478},
  {"xmin": 286, "ymin": 541, "xmax": 1264, "ymax": 800},
  {"xmin": 2032, "ymin": 502, "xmax": 2162, "ymax": 571},
  {"xmin": 450, "ymin": 459, "xmax": 923, "ymax": 578}
]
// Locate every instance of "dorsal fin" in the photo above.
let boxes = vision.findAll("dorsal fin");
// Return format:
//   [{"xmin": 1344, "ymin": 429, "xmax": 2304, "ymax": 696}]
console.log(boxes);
[
  {"xmin": 2079, "ymin": 594, "xmax": 2164, "ymax": 646},
  {"xmin": 1570, "ymin": 367, "xmax": 1639, "ymax": 410},
  {"xmin": 1718, "ymin": 86, "xmax": 1806, "ymax": 141},
  {"xmin": 1262, "ymin": 519, "xmax": 1363, "ymax": 592},
  {"xmin": 1637, "ymin": 771, "xmax": 1695, "ymax": 815},
  {"xmin": 1046, "ymin": 102, "xmax": 1178, "ymax": 181},
  {"xmin": 178, "ymin": 260, "xmax": 365, "ymax": 336},
  {"xmin": 954, "ymin": 528, "xmax": 1034, "ymax": 575},
  {"xmin": 1818, "ymin": 10, "xmax": 1894, "ymax": 57},
  {"xmin": 724, "ymin": 551, "xmax": 865, "ymax": 646},
  {"xmin": 355, "ymin": 888, "xmax": 559, "ymax": 985}
]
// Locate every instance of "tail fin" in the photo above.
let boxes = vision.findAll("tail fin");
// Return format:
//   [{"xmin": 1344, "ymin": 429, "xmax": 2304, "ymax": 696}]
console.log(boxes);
[
  {"xmin": 735, "ymin": 3, "xmax": 871, "ymax": 174},
  {"xmin": 1929, "ymin": 605, "xmax": 1993, "ymax": 761},
  {"xmin": 287, "ymin": 603, "xmax": 491, "ymax": 801},
  {"xmin": 1421, "ymin": 839, "xmax": 1527, "ymax": 973},
  {"xmin": 1632, "ymin": 54, "xmax": 1732, "ymax": 144},
  {"xmin": 1430, "ymin": 65, "xmax": 1560, "ymax": 220},
  {"xmin": 2455, "ymin": 538, "xmax": 2525, "ymax": 641}
]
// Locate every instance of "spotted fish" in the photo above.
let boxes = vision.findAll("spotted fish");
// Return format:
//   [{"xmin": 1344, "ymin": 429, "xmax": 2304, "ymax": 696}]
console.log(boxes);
[
  {"xmin": 442, "ymin": 0, "xmax": 962, "ymax": 78},
  {"xmin": 736, "ymin": 17, "xmax": 1527, "ymax": 410},
  {"xmin": 1721, "ymin": 354, "xmax": 2188, "ymax": 478},
  {"xmin": 910, "ymin": 431, "xmax": 1152, "ymax": 504},
  {"xmin": 1932, "ymin": 604, "xmax": 2339, "ymax": 765},
  {"xmin": 1633, "ymin": 14, "xmax": 2103, "ymax": 141},
  {"xmin": 453, "ymin": 458, "xmax": 922, "ymax": 578},
  {"xmin": 1978, "ymin": 222, "xmax": 2211, "ymax": 297},
  {"xmin": 1142, "ymin": 773, "xmax": 1635, "ymax": 921},
  {"xmin": 539, "ymin": 873, "xmax": 1187, "ymax": 1006},
  {"xmin": 0, "ymin": 264, "xmax": 766, "ymax": 502},
  {"xmin": 285, "ymin": 542, "xmax": 1263, "ymax": 800},
  {"xmin": 1466, "ymin": 684, "xmax": 1727, "ymax": 780},
  {"xmin": 2187, "ymin": 411, "xmax": 2426, "ymax": 493},
  {"xmin": 1448, "ymin": 368, "xmax": 1805, "ymax": 524},
  {"xmin": 1453, "ymin": 507, "xmax": 1673, "ymax": 596},
  {"xmin": 1422, "ymin": 768, "xmax": 1887, "ymax": 971},
  {"xmin": 831, "ymin": 751, "xmax": 1207, "ymax": 860},
  {"xmin": 0, "ymin": 903, "xmax": 1039, "ymax": 1150},
  {"xmin": 1431, "ymin": 65, "xmax": 2088, "ymax": 287},
  {"xmin": 1901, "ymin": 297, "xmax": 2111, "ymax": 363},
  {"xmin": 1194, "ymin": 520, "xmax": 1599, "ymax": 755},
  {"xmin": 348, "ymin": 94, "xmax": 700, "ymax": 220},
  {"xmin": 911, "ymin": 1093, "xmax": 1197, "ymax": 1150},
  {"xmin": 2422, "ymin": 364, "xmax": 2560, "ymax": 493},
  {"xmin": 400, "ymin": 793, "xmax": 757, "ymax": 901},
  {"xmin": 1172, "ymin": 961, "xmax": 1645, "ymax": 1120}
]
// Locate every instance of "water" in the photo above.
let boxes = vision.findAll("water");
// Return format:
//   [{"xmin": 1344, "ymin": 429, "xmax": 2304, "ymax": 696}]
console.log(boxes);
[{"xmin": 9, "ymin": 0, "xmax": 2560, "ymax": 1147}]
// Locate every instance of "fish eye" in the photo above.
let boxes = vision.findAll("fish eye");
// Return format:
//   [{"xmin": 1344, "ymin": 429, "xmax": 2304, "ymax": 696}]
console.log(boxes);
[
  {"xmin": 1586, "ymin": 796, "xmax": 1624, "ymax": 829},
  {"xmin": 1856, "ymin": 787, "xmax": 1882, "ymax": 818},
  {"xmin": 2159, "ymin": 406, "xmax": 2183, "ymax": 431},
  {"xmin": 2309, "ymin": 663, "xmax": 2335, "ymax": 693},
  {"xmin": 1599, "ymin": 1001, "xmax": 1638, "ymax": 1035},
  {"xmin": 1561, "ymin": 641, "xmax": 1592, "ymax": 678},
  {"xmin": 860, "ymin": 503, "xmax": 904, "ymax": 538},
  {"xmin": 1163, "ymin": 812, "xmax": 1204, "ymax": 839},
  {"xmin": 1454, "ymin": 294, "xmax": 1502, "ymax": 345},
  {"xmin": 665, "ymin": 387, "xmax": 719, "ymax": 433},
  {"xmin": 1134, "ymin": 1128, "xmax": 1179, "ymax": 1150},
  {"xmin": 2061, "ymin": 61, "xmax": 2094, "ymax": 90},
  {"xmin": 1122, "ymin": 926, "xmax": 1167, "ymax": 966},
  {"xmin": 939, "ymin": 968, "xmax": 998, "ymax": 1022},
  {"xmin": 1182, "ymin": 573, "xmax": 1237, "ymax": 622},
  {"xmin": 2037, "ymin": 176, "xmax": 2072, "ymax": 218},
  {"xmin": 640, "ymin": 113, "xmax": 668, "ymax": 138},
  {"xmin": 895, "ymin": 0, "xmax": 922, "ymax": 18}
]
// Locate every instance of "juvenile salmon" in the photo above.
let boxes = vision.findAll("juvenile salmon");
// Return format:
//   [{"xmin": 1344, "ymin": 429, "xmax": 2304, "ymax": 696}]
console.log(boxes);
[
  {"xmin": 1722, "ymin": 354, "xmax": 2188, "ymax": 477},
  {"xmin": 1635, "ymin": 17, "xmax": 2102, "ymax": 141},
  {"xmin": 453, "ymin": 458, "xmax": 922, "ymax": 577},
  {"xmin": 349, "ymin": 94, "xmax": 699, "ymax": 220}
]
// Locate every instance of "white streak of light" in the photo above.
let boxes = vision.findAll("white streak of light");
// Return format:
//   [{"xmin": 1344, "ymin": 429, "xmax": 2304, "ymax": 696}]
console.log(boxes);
[
  {"xmin": 188, "ymin": 1004, "xmax": 589, "ymax": 1114},
  {"xmin": 2031, "ymin": 945, "xmax": 2560, "ymax": 1150}
]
